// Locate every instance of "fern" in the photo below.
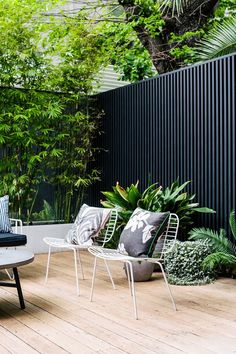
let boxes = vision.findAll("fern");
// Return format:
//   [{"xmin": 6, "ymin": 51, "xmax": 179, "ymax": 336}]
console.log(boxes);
[
  {"xmin": 202, "ymin": 252, "xmax": 236, "ymax": 272},
  {"xmin": 189, "ymin": 227, "xmax": 235, "ymax": 254},
  {"xmin": 189, "ymin": 210, "xmax": 236, "ymax": 274}
]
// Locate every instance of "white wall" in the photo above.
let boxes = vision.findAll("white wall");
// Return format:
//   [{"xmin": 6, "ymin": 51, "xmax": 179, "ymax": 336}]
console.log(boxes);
[{"xmin": 21, "ymin": 224, "xmax": 73, "ymax": 254}]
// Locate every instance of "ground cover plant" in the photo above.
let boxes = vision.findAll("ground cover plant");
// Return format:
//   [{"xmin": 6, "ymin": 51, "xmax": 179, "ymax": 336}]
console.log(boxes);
[{"xmin": 164, "ymin": 240, "xmax": 213, "ymax": 285}]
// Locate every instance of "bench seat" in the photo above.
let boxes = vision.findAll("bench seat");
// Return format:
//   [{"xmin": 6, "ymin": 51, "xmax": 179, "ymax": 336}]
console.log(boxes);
[{"xmin": 0, "ymin": 233, "xmax": 27, "ymax": 247}]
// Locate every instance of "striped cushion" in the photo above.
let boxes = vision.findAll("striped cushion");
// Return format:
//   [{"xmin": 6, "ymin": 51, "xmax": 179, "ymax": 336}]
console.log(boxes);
[
  {"xmin": 65, "ymin": 204, "xmax": 111, "ymax": 245},
  {"xmin": 0, "ymin": 195, "xmax": 12, "ymax": 233}
]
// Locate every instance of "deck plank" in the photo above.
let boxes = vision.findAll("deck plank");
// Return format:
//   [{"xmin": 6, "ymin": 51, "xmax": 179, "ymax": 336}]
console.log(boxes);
[{"xmin": 0, "ymin": 251, "xmax": 236, "ymax": 354}]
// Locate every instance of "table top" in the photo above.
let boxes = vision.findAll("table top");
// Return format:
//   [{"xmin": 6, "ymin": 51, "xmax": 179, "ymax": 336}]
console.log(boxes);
[{"xmin": 0, "ymin": 250, "xmax": 34, "ymax": 270}]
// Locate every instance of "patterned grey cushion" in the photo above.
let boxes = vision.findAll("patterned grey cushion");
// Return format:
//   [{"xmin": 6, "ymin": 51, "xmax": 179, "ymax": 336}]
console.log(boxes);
[
  {"xmin": 118, "ymin": 208, "xmax": 170, "ymax": 257},
  {"xmin": 0, "ymin": 195, "xmax": 12, "ymax": 233},
  {"xmin": 65, "ymin": 204, "xmax": 111, "ymax": 245}
]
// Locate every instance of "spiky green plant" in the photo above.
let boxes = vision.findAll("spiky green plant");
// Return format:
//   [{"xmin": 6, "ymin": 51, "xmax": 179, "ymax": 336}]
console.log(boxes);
[
  {"xmin": 189, "ymin": 211, "xmax": 236, "ymax": 273},
  {"xmin": 159, "ymin": 0, "xmax": 191, "ymax": 16}
]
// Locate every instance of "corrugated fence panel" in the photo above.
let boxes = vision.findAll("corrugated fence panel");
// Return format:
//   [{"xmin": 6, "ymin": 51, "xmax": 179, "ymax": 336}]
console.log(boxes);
[{"xmin": 90, "ymin": 54, "xmax": 236, "ymax": 234}]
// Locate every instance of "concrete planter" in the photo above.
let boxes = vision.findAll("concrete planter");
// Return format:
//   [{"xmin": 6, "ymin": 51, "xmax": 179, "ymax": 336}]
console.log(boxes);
[
  {"xmin": 21, "ymin": 223, "xmax": 73, "ymax": 254},
  {"xmin": 125, "ymin": 261, "xmax": 155, "ymax": 282}
]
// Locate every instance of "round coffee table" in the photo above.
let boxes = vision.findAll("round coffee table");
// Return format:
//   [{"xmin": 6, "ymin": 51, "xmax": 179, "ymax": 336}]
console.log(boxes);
[{"xmin": 0, "ymin": 250, "xmax": 34, "ymax": 309}]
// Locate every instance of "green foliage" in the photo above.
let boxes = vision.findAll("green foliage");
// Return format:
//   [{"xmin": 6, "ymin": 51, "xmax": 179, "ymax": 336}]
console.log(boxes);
[
  {"xmin": 32, "ymin": 200, "xmax": 56, "ymax": 222},
  {"xmin": 189, "ymin": 211, "xmax": 236, "ymax": 274},
  {"xmin": 0, "ymin": 0, "xmax": 60, "ymax": 89},
  {"xmin": 47, "ymin": 14, "xmax": 107, "ymax": 94},
  {"xmin": 0, "ymin": 89, "xmax": 101, "ymax": 223},
  {"xmin": 164, "ymin": 240, "xmax": 213, "ymax": 285},
  {"xmin": 194, "ymin": 17, "xmax": 236, "ymax": 61},
  {"xmin": 99, "ymin": 22, "xmax": 154, "ymax": 82},
  {"xmin": 101, "ymin": 179, "xmax": 214, "ymax": 234},
  {"xmin": 211, "ymin": 0, "xmax": 236, "ymax": 23},
  {"xmin": 158, "ymin": 0, "xmax": 192, "ymax": 16},
  {"xmin": 101, "ymin": 182, "xmax": 141, "ymax": 226},
  {"xmin": 132, "ymin": 2, "xmax": 165, "ymax": 39},
  {"xmin": 87, "ymin": 0, "xmax": 236, "ymax": 77},
  {"xmin": 169, "ymin": 30, "xmax": 204, "ymax": 64},
  {"xmin": 0, "ymin": 0, "xmax": 105, "ymax": 223}
]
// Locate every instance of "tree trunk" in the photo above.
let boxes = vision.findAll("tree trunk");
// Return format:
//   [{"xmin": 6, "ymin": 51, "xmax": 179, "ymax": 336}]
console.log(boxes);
[{"xmin": 119, "ymin": 0, "xmax": 219, "ymax": 74}]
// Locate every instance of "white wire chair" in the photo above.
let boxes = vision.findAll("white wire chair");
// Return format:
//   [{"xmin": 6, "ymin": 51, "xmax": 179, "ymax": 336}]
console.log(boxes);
[
  {"xmin": 10, "ymin": 218, "xmax": 23, "ymax": 234},
  {"xmin": 88, "ymin": 213, "xmax": 179, "ymax": 319},
  {"xmin": 43, "ymin": 209, "xmax": 118, "ymax": 295}
]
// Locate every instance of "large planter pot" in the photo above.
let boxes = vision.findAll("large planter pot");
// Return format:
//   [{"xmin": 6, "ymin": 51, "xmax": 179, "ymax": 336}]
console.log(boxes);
[
  {"xmin": 21, "ymin": 223, "xmax": 73, "ymax": 254},
  {"xmin": 125, "ymin": 261, "xmax": 155, "ymax": 282}
]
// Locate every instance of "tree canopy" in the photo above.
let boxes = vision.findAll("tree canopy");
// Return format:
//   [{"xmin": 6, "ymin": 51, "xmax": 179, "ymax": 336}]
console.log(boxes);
[
  {"xmin": 58, "ymin": 0, "xmax": 236, "ymax": 81},
  {"xmin": 0, "ymin": 0, "xmax": 107, "ymax": 93}
]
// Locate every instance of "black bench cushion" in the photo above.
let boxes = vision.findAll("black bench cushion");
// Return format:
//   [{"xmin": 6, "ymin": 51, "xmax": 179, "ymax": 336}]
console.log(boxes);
[{"xmin": 0, "ymin": 233, "xmax": 27, "ymax": 247}]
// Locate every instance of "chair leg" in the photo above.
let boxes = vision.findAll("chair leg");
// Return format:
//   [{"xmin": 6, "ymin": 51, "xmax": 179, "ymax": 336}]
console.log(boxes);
[
  {"xmin": 5, "ymin": 269, "xmax": 14, "ymax": 280},
  {"xmin": 73, "ymin": 249, "xmax": 80, "ymax": 296},
  {"xmin": 90, "ymin": 257, "xmax": 97, "ymax": 302},
  {"xmin": 104, "ymin": 259, "xmax": 116, "ymax": 290},
  {"xmin": 45, "ymin": 245, "xmax": 51, "ymax": 284},
  {"xmin": 76, "ymin": 249, "xmax": 85, "ymax": 280},
  {"xmin": 158, "ymin": 262, "xmax": 177, "ymax": 311},
  {"xmin": 127, "ymin": 261, "xmax": 138, "ymax": 320},
  {"xmin": 125, "ymin": 263, "xmax": 132, "ymax": 295}
]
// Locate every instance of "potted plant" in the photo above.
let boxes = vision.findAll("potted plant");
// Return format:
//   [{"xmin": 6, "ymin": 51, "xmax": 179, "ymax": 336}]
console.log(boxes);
[{"xmin": 101, "ymin": 179, "xmax": 214, "ymax": 281}]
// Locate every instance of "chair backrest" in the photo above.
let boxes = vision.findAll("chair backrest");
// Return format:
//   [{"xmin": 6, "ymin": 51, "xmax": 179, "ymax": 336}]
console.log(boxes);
[
  {"xmin": 157, "ymin": 213, "xmax": 179, "ymax": 260},
  {"xmin": 10, "ymin": 218, "xmax": 23, "ymax": 234},
  {"xmin": 95, "ymin": 209, "xmax": 118, "ymax": 247}
]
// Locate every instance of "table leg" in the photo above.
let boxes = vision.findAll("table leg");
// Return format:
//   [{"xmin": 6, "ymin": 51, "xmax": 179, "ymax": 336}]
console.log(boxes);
[{"xmin": 13, "ymin": 267, "xmax": 25, "ymax": 309}]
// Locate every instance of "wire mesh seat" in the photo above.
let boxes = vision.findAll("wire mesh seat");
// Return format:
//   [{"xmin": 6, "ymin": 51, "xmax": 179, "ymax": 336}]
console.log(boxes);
[
  {"xmin": 88, "ymin": 213, "xmax": 179, "ymax": 319},
  {"xmin": 43, "ymin": 209, "xmax": 118, "ymax": 295}
]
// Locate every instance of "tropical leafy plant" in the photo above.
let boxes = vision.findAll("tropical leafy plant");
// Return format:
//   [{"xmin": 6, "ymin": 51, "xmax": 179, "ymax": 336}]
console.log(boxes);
[
  {"xmin": 189, "ymin": 210, "xmax": 236, "ymax": 274},
  {"xmin": 101, "ymin": 179, "xmax": 214, "ymax": 234},
  {"xmin": 101, "ymin": 182, "xmax": 141, "ymax": 227}
]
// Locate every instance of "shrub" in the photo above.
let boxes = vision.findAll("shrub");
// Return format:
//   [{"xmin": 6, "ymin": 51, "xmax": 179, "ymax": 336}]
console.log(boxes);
[{"xmin": 164, "ymin": 240, "xmax": 214, "ymax": 285}]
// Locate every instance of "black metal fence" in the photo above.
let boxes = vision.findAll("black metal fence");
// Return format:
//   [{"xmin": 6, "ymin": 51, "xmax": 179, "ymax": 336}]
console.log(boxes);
[{"xmin": 89, "ymin": 54, "xmax": 236, "ymax": 235}]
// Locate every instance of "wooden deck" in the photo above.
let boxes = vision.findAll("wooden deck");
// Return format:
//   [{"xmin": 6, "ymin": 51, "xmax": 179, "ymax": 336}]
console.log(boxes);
[{"xmin": 0, "ymin": 251, "xmax": 236, "ymax": 354}]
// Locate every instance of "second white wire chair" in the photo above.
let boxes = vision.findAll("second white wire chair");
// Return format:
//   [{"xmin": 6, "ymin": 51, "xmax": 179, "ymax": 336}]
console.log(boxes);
[
  {"xmin": 88, "ymin": 213, "xmax": 179, "ymax": 319},
  {"xmin": 43, "ymin": 209, "xmax": 118, "ymax": 295}
]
